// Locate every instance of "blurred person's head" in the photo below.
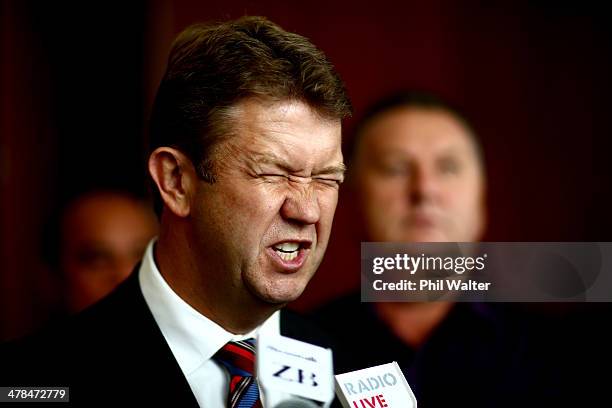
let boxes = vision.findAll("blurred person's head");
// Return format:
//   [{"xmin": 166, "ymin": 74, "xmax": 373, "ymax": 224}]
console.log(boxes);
[
  {"xmin": 350, "ymin": 91, "xmax": 486, "ymax": 243},
  {"xmin": 56, "ymin": 190, "xmax": 158, "ymax": 312}
]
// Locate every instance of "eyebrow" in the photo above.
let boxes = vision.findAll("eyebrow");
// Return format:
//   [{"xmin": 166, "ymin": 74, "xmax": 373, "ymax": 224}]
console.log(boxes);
[
  {"xmin": 317, "ymin": 163, "xmax": 347, "ymax": 176},
  {"xmin": 252, "ymin": 153, "xmax": 346, "ymax": 176}
]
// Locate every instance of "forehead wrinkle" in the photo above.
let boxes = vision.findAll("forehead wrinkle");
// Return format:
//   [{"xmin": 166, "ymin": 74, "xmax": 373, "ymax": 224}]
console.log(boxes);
[
  {"xmin": 228, "ymin": 98, "xmax": 343, "ymax": 173},
  {"xmin": 250, "ymin": 151, "xmax": 297, "ymax": 172}
]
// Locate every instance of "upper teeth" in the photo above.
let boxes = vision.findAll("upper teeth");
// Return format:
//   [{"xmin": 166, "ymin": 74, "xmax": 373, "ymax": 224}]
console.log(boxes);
[{"xmin": 274, "ymin": 242, "xmax": 300, "ymax": 252}]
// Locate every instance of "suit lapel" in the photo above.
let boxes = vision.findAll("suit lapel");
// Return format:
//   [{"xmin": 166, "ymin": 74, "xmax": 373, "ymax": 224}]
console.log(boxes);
[{"xmin": 80, "ymin": 270, "xmax": 201, "ymax": 407}]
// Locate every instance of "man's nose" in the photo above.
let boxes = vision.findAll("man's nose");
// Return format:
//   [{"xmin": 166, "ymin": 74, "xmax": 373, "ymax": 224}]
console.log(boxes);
[
  {"xmin": 409, "ymin": 166, "xmax": 439, "ymax": 204},
  {"xmin": 280, "ymin": 184, "xmax": 320, "ymax": 225}
]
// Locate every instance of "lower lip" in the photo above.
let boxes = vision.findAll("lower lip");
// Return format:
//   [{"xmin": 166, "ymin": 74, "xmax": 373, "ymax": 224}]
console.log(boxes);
[{"xmin": 266, "ymin": 247, "xmax": 309, "ymax": 273}]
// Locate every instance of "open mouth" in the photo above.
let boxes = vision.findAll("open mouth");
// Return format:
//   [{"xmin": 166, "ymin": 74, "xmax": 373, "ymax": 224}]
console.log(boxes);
[
  {"xmin": 268, "ymin": 240, "xmax": 312, "ymax": 270},
  {"xmin": 273, "ymin": 242, "xmax": 302, "ymax": 261}
]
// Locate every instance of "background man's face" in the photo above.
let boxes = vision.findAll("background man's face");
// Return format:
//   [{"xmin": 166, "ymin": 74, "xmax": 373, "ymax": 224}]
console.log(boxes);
[
  {"xmin": 189, "ymin": 99, "xmax": 343, "ymax": 306},
  {"xmin": 353, "ymin": 107, "xmax": 485, "ymax": 242},
  {"xmin": 61, "ymin": 193, "xmax": 158, "ymax": 311}
]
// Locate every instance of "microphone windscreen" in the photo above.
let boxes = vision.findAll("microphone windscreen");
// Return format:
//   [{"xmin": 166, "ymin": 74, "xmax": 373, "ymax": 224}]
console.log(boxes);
[{"xmin": 273, "ymin": 398, "xmax": 320, "ymax": 408}]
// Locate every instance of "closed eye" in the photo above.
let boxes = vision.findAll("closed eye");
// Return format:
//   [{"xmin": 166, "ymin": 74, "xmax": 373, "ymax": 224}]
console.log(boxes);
[
  {"xmin": 259, "ymin": 173, "xmax": 289, "ymax": 179},
  {"xmin": 314, "ymin": 176, "xmax": 343, "ymax": 187},
  {"xmin": 258, "ymin": 173, "xmax": 343, "ymax": 187}
]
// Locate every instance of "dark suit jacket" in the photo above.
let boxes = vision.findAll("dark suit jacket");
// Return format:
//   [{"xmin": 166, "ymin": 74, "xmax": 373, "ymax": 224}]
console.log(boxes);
[
  {"xmin": 312, "ymin": 292, "xmax": 597, "ymax": 408},
  {"xmin": 0, "ymin": 271, "xmax": 334, "ymax": 407}
]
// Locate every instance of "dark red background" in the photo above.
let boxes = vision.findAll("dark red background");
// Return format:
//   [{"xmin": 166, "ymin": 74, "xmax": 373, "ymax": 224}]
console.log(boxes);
[{"xmin": 2, "ymin": 0, "xmax": 611, "ymax": 340}]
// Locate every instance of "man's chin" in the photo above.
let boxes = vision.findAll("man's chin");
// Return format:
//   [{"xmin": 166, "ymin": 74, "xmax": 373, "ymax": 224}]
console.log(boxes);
[
  {"xmin": 258, "ymin": 290, "xmax": 304, "ymax": 306},
  {"xmin": 246, "ymin": 281, "xmax": 307, "ymax": 307}
]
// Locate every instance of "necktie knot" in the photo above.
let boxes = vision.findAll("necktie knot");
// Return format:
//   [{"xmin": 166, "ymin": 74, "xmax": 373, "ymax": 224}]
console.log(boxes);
[
  {"xmin": 215, "ymin": 338, "xmax": 256, "ymax": 377},
  {"xmin": 213, "ymin": 338, "xmax": 261, "ymax": 408}
]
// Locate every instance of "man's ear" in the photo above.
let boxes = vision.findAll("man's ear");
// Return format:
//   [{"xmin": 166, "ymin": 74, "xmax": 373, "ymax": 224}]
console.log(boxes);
[{"xmin": 148, "ymin": 147, "xmax": 197, "ymax": 218}]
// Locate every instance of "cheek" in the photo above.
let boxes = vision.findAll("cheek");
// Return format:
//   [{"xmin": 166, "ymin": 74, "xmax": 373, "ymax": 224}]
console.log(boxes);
[
  {"xmin": 68, "ymin": 269, "xmax": 108, "ymax": 295},
  {"xmin": 217, "ymin": 182, "xmax": 283, "ymax": 227},
  {"xmin": 442, "ymin": 181, "xmax": 484, "ymax": 237},
  {"xmin": 315, "ymin": 188, "xmax": 339, "ymax": 237},
  {"xmin": 320, "ymin": 187, "xmax": 339, "ymax": 212},
  {"xmin": 227, "ymin": 185, "xmax": 291, "ymax": 257},
  {"xmin": 445, "ymin": 180, "xmax": 482, "ymax": 213},
  {"xmin": 361, "ymin": 178, "xmax": 407, "ymax": 215}
]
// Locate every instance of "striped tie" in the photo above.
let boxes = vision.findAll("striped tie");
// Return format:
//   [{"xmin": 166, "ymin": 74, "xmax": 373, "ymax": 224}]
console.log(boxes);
[{"xmin": 214, "ymin": 338, "xmax": 262, "ymax": 408}]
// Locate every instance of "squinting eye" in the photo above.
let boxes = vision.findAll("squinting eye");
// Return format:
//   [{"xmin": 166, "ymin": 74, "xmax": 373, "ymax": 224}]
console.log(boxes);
[
  {"xmin": 260, "ymin": 174, "xmax": 289, "ymax": 182},
  {"xmin": 313, "ymin": 177, "xmax": 342, "ymax": 187}
]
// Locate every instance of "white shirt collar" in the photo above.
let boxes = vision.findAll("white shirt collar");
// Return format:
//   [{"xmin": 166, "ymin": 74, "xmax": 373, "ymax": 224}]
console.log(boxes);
[{"xmin": 138, "ymin": 239, "xmax": 280, "ymax": 375}]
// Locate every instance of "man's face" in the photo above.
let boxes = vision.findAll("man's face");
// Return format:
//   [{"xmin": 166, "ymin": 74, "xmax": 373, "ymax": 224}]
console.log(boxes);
[
  {"xmin": 61, "ymin": 193, "xmax": 158, "ymax": 311},
  {"xmin": 353, "ymin": 107, "xmax": 485, "ymax": 242},
  {"xmin": 188, "ymin": 99, "xmax": 343, "ymax": 306}
]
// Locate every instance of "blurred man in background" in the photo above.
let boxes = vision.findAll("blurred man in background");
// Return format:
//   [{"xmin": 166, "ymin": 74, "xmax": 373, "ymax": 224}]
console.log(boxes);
[
  {"xmin": 350, "ymin": 91, "xmax": 486, "ymax": 347},
  {"xmin": 51, "ymin": 189, "xmax": 158, "ymax": 313},
  {"xmin": 314, "ymin": 92, "xmax": 554, "ymax": 407}
]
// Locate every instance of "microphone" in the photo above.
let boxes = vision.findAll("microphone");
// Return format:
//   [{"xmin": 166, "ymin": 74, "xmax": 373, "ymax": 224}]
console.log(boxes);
[
  {"xmin": 273, "ymin": 397, "xmax": 320, "ymax": 408},
  {"xmin": 256, "ymin": 333, "xmax": 335, "ymax": 408},
  {"xmin": 334, "ymin": 362, "xmax": 417, "ymax": 408}
]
